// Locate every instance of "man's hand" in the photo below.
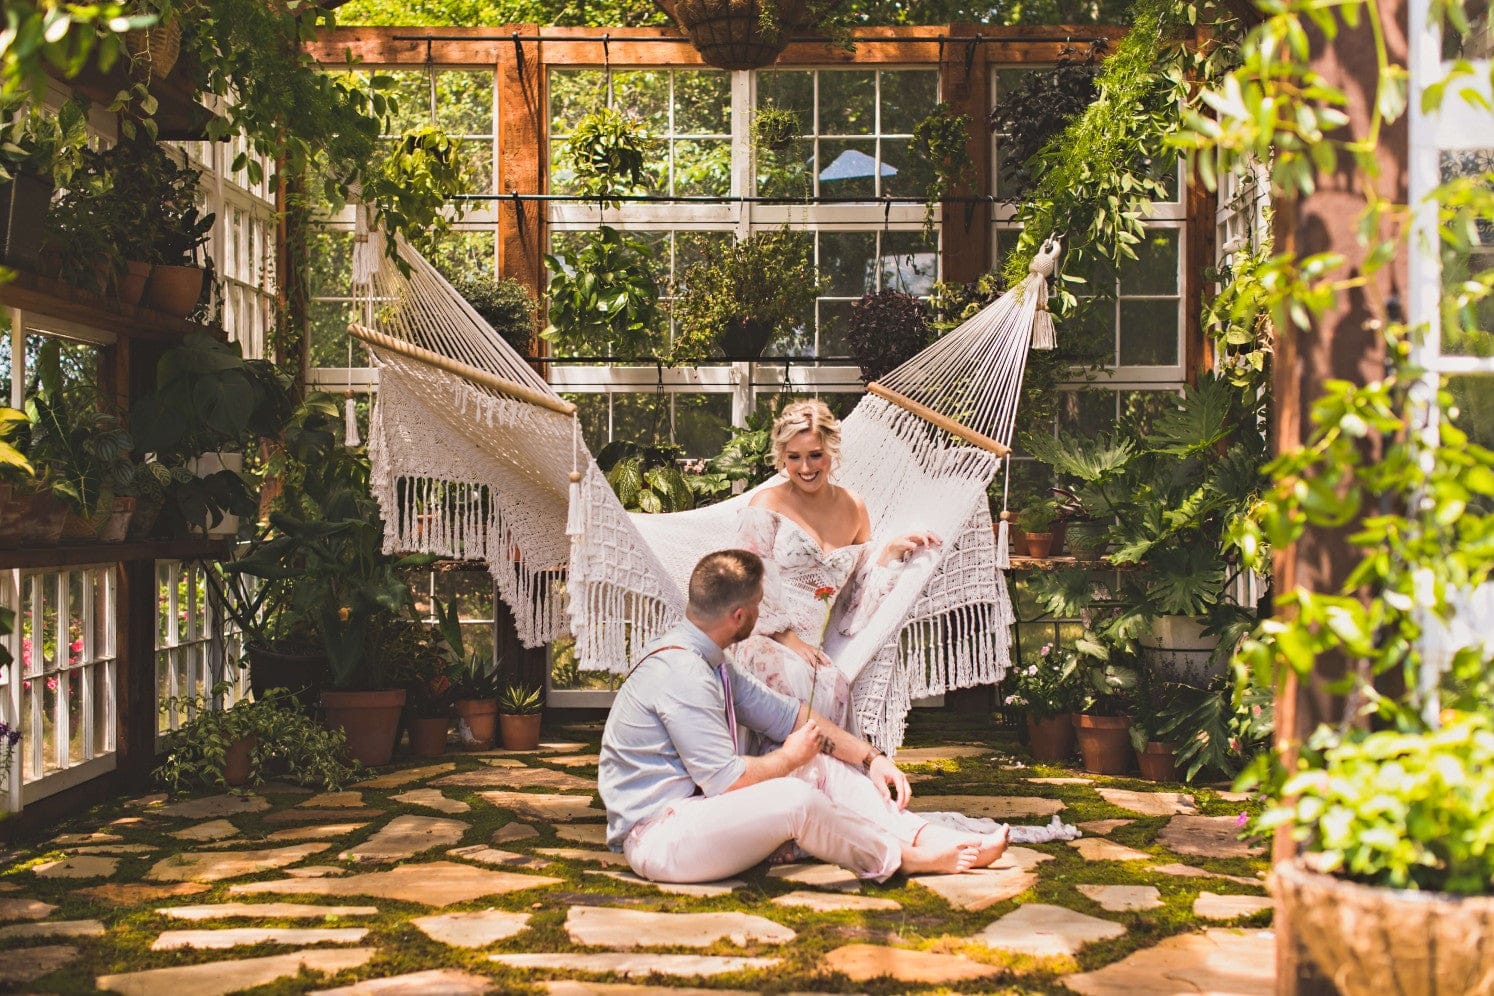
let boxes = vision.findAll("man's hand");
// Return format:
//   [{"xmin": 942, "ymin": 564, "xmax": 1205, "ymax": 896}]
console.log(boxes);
[
  {"xmin": 780, "ymin": 718, "xmax": 825, "ymax": 770},
  {"xmin": 867, "ymin": 754, "xmax": 911, "ymax": 810}
]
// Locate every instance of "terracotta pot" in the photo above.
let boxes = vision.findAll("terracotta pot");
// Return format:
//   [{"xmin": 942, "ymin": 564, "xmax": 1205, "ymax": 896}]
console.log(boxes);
[
  {"xmin": 143, "ymin": 262, "xmax": 205, "ymax": 317},
  {"xmin": 1073, "ymin": 713, "xmax": 1134, "ymax": 774},
  {"xmin": 321, "ymin": 688, "xmax": 407, "ymax": 767},
  {"xmin": 1137, "ymin": 740, "xmax": 1180, "ymax": 782},
  {"xmin": 1272, "ymin": 857, "xmax": 1494, "ymax": 996},
  {"xmin": 407, "ymin": 715, "xmax": 450, "ymax": 757},
  {"xmin": 1064, "ymin": 520, "xmax": 1110, "ymax": 560},
  {"xmin": 1009, "ymin": 526, "xmax": 1030, "ymax": 557},
  {"xmin": 499, "ymin": 712, "xmax": 542, "ymax": 751},
  {"xmin": 247, "ymin": 644, "xmax": 328, "ymax": 715},
  {"xmin": 0, "ymin": 172, "xmax": 53, "ymax": 269},
  {"xmin": 118, "ymin": 260, "xmax": 152, "ymax": 306},
  {"xmin": 454, "ymin": 698, "xmax": 498, "ymax": 748},
  {"xmin": 1026, "ymin": 712, "xmax": 1076, "ymax": 762},
  {"xmin": 14, "ymin": 492, "xmax": 67, "ymax": 545},
  {"xmin": 223, "ymin": 735, "xmax": 258, "ymax": 787},
  {"xmin": 1024, "ymin": 531, "xmax": 1055, "ymax": 558}
]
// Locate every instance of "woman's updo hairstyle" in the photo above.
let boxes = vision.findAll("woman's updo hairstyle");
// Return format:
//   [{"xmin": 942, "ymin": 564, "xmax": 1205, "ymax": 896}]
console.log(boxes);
[{"xmin": 771, "ymin": 399, "xmax": 842, "ymax": 473}]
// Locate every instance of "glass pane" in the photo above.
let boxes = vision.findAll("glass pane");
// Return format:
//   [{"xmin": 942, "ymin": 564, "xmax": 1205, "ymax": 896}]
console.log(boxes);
[
  {"xmin": 549, "ymin": 70, "xmax": 604, "ymax": 135},
  {"xmin": 610, "ymin": 393, "xmax": 671, "ymax": 447},
  {"xmin": 1447, "ymin": 374, "xmax": 1494, "ymax": 451},
  {"xmin": 435, "ymin": 70, "xmax": 494, "ymax": 135},
  {"xmin": 672, "ymin": 231, "xmax": 735, "ymax": 290},
  {"xmin": 759, "ymin": 71, "xmax": 814, "ymax": 124},
  {"xmin": 1118, "ymin": 298, "xmax": 1179, "ymax": 366},
  {"xmin": 673, "ymin": 139, "xmax": 732, "ymax": 196},
  {"xmin": 1120, "ymin": 229, "xmax": 1179, "ymax": 296},
  {"xmin": 818, "ymin": 138, "xmax": 878, "ymax": 199},
  {"xmin": 436, "ymin": 570, "xmax": 497, "ymax": 620},
  {"xmin": 383, "ymin": 70, "xmax": 433, "ymax": 135},
  {"xmin": 879, "ymin": 70, "xmax": 938, "ymax": 134},
  {"xmin": 1068, "ymin": 299, "xmax": 1117, "ymax": 362},
  {"xmin": 819, "ymin": 71, "xmax": 875, "ymax": 135},
  {"xmin": 1119, "ymin": 389, "xmax": 1181, "ymax": 436},
  {"xmin": 753, "ymin": 392, "xmax": 858, "ymax": 423},
  {"xmin": 1004, "ymin": 455, "xmax": 1057, "ymax": 512},
  {"xmin": 671, "ymin": 394, "xmax": 733, "ymax": 459},
  {"xmin": 993, "ymin": 69, "xmax": 1040, "ymax": 199},
  {"xmin": 93, "ymin": 662, "xmax": 112, "ymax": 755},
  {"xmin": 21, "ymin": 684, "xmax": 39, "ymax": 780},
  {"xmin": 880, "ymin": 230, "xmax": 938, "ymax": 295},
  {"xmin": 307, "ymin": 229, "xmax": 354, "ymax": 299},
  {"xmin": 1057, "ymin": 390, "xmax": 1118, "ymax": 437},
  {"xmin": 674, "ymin": 71, "xmax": 730, "ymax": 134},
  {"xmin": 879, "ymin": 136, "xmax": 920, "ymax": 197},
  {"xmin": 67, "ymin": 672, "xmax": 84, "ymax": 764},
  {"xmin": 550, "ymin": 634, "xmax": 621, "ymax": 691},
  {"xmin": 1439, "ymin": 149, "xmax": 1494, "ymax": 357},
  {"xmin": 309, "ymin": 301, "xmax": 367, "ymax": 368},
  {"xmin": 756, "ymin": 142, "xmax": 812, "ymax": 199},
  {"xmin": 464, "ymin": 624, "xmax": 496, "ymax": 671},
  {"xmin": 457, "ymin": 139, "xmax": 494, "ymax": 194},
  {"xmin": 611, "ymin": 71, "xmax": 671, "ymax": 135},
  {"xmin": 416, "ymin": 230, "xmax": 497, "ymax": 281},
  {"xmin": 819, "ymin": 231, "xmax": 878, "ymax": 298},
  {"xmin": 566, "ymin": 394, "xmax": 610, "ymax": 453},
  {"xmin": 818, "ymin": 298, "xmax": 855, "ymax": 357}
]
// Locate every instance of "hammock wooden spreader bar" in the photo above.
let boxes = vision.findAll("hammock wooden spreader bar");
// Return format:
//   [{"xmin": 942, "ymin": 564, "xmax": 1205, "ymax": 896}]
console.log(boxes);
[
  {"xmin": 866, "ymin": 382, "xmax": 1012, "ymax": 458},
  {"xmin": 347, "ymin": 323, "xmax": 577, "ymax": 417}
]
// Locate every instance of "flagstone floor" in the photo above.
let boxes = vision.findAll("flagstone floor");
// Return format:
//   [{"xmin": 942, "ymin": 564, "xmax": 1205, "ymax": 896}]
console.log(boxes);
[{"xmin": 0, "ymin": 716, "xmax": 1273, "ymax": 994}]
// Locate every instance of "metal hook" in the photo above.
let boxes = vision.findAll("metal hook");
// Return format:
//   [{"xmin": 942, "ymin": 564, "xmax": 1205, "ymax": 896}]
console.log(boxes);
[
  {"xmin": 603, "ymin": 33, "xmax": 612, "ymax": 107},
  {"xmin": 964, "ymin": 34, "xmax": 980, "ymax": 77},
  {"xmin": 512, "ymin": 31, "xmax": 526, "ymax": 80}
]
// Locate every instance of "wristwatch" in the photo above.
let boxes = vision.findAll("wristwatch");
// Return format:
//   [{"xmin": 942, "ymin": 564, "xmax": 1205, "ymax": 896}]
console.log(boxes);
[{"xmin": 860, "ymin": 745, "xmax": 883, "ymax": 774}]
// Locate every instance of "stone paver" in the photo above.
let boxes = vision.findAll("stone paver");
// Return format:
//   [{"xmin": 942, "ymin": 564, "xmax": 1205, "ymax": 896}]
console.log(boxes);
[
  {"xmin": 266, "ymin": 822, "xmax": 371, "ymax": 842},
  {"xmin": 821, "ymin": 944, "xmax": 997, "ymax": 984},
  {"xmin": 314, "ymin": 969, "xmax": 495, "ymax": 995},
  {"xmin": 973, "ymin": 903, "xmax": 1127, "ymax": 958},
  {"xmin": 555, "ymin": 824, "xmax": 609, "ymax": 845},
  {"xmin": 767, "ymin": 862, "xmax": 860, "ymax": 892},
  {"xmin": 157, "ymin": 794, "xmax": 270, "ymax": 819},
  {"xmin": 1064, "ymin": 927, "xmax": 1273, "ymax": 995},
  {"xmin": 540, "ymin": 986, "xmax": 760, "ymax": 996},
  {"xmin": 565, "ymin": 906, "xmax": 795, "ymax": 948},
  {"xmin": 1149, "ymin": 863, "xmax": 1265, "ymax": 888},
  {"xmin": 126, "ymin": 792, "xmax": 168, "ymax": 807},
  {"xmin": 478, "ymin": 791, "xmax": 601, "ymax": 821},
  {"xmin": 1216, "ymin": 789, "xmax": 1252, "ymax": 803},
  {"xmin": 1028, "ymin": 777, "xmax": 1094, "ymax": 785},
  {"xmin": 0, "ymin": 919, "xmax": 106, "ymax": 940},
  {"xmin": 356, "ymin": 763, "xmax": 456, "ymax": 789},
  {"xmin": 491, "ymin": 822, "xmax": 540, "ymax": 843},
  {"xmin": 1158, "ymin": 815, "xmax": 1264, "ymax": 859},
  {"xmin": 1069, "ymin": 838, "xmax": 1151, "ymax": 862},
  {"xmin": 70, "ymin": 843, "xmax": 156, "ymax": 854},
  {"xmin": 230, "ymin": 860, "xmax": 561, "ymax": 906},
  {"xmin": 172, "ymin": 819, "xmax": 241, "ymax": 842},
  {"xmin": 77, "ymin": 882, "xmax": 210, "ymax": 905},
  {"xmin": 587, "ymin": 870, "xmax": 745, "ymax": 897},
  {"xmin": 435, "ymin": 768, "xmax": 595, "ymax": 791},
  {"xmin": 411, "ymin": 908, "xmax": 531, "ymax": 947},
  {"xmin": 545, "ymin": 753, "xmax": 601, "ymax": 767},
  {"xmin": 151, "ymin": 927, "xmax": 369, "ymax": 950},
  {"xmin": 95, "ymin": 948, "xmax": 377, "ymax": 996},
  {"xmin": 33, "ymin": 855, "xmax": 118, "ymax": 878},
  {"xmin": 146, "ymin": 843, "xmax": 330, "ymax": 882},
  {"xmin": 480, "ymin": 757, "xmax": 528, "ymax": 768},
  {"xmin": 483, "ymin": 741, "xmax": 587, "ymax": 754},
  {"xmin": 1076, "ymin": 885, "xmax": 1163, "ymax": 912},
  {"xmin": 265, "ymin": 808, "xmax": 385, "ymax": 823},
  {"xmin": 1095, "ymin": 788, "xmax": 1196, "ymax": 816},
  {"xmin": 907, "ymin": 794, "xmax": 1065, "ymax": 820},
  {"xmin": 448, "ymin": 845, "xmax": 550, "ymax": 869},
  {"xmin": 0, "ymin": 897, "xmax": 57, "ymax": 920},
  {"xmin": 159, "ymin": 903, "xmax": 380, "ymax": 920},
  {"xmin": 911, "ymin": 846, "xmax": 1053, "ymax": 911},
  {"xmin": 894, "ymin": 745, "xmax": 990, "ymax": 763},
  {"xmin": 285, "ymin": 866, "xmax": 350, "ymax": 878},
  {"xmin": 1077, "ymin": 819, "xmax": 1134, "ymax": 836},
  {"xmin": 300, "ymin": 791, "xmax": 366, "ymax": 808},
  {"xmin": 390, "ymin": 788, "xmax": 470, "ymax": 814},
  {"xmin": 341, "ymin": 815, "xmax": 467, "ymax": 863},
  {"xmin": 51, "ymin": 831, "xmax": 122, "ymax": 845},
  {"xmin": 0, "ymin": 944, "xmax": 78, "ymax": 984},
  {"xmin": 534, "ymin": 847, "xmax": 630, "ymax": 868},
  {"xmin": 771, "ymin": 890, "xmax": 902, "ymax": 912},
  {"xmin": 492, "ymin": 953, "xmax": 779, "ymax": 978},
  {"xmin": 1193, "ymin": 891, "xmax": 1274, "ymax": 920}
]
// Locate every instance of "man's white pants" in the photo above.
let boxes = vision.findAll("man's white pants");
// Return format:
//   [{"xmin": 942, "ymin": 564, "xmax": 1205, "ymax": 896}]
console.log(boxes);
[{"xmin": 623, "ymin": 754, "xmax": 927, "ymax": 884}]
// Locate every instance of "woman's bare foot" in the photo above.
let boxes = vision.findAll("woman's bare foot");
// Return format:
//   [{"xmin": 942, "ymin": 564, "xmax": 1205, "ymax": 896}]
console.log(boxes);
[
  {"xmin": 899, "ymin": 841, "xmax": 979, "ymax": 875},
  {"xmin": 969, "ymin": 824, "xmax": 1010, "ymax": 868}
]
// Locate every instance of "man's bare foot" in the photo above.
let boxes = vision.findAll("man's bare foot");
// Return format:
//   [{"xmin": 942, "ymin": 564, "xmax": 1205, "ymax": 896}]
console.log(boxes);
[
  {"xmin": 969, "ymin": 824, "xmax": 1010, "ymax": 868},
  {"xmin": 900, "ymin": 841, "xmax": 979, "ymax": 875}
]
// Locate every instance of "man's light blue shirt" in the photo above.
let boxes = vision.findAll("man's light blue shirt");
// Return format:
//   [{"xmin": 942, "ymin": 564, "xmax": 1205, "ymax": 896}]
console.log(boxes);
[{"xmin": 598, "ymin": 620, "xmax": 801, "ymax": 850}]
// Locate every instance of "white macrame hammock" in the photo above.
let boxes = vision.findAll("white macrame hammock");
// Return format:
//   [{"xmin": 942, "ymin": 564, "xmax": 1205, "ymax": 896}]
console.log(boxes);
[{"xmin": 351, "ymin": 226, "xmax": 1061, "ymax": 755}]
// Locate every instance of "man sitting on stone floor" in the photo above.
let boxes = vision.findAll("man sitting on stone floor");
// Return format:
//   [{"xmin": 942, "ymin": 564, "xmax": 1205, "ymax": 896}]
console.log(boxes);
[{"xmin": 598, "ymin": 548, "xmax": 1011, "ymax": 885}]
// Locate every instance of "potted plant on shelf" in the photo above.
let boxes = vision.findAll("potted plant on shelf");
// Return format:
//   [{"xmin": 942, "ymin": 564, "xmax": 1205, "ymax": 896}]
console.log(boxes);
[
  {"xmin": 0, "ymin": 95, "xmax": 86, "ymax": 270},
  {"xmin": 1015, "ymin": 498, "xmax": 1060, "ymax": 559},
  {"xmin": 1004, "ymin": 642, "xmax": 1083, "ymax": 762},
  {"xmin": 154, "ymin": 686, "xmax": 359, "ymax": 792},
  {"xmin": 670, "ymin": 228, "xmax": 823, "ymax": 363},
  {"xmin": 497, "ymin": 683, "xmax": 544, "ymax": 750},
  {"xmin": 845, "ymin": 290, "xmax": 935, "ymax": 385}
]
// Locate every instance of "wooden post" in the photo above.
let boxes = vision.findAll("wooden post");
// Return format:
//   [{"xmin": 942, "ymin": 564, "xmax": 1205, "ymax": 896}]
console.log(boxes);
[
  {"xmin": 939, "ymin": 23, "xmax": 993, "ymax": 285},
  {"xmin": 496, "ymin": 24, "xmax": 544, "ymax": 358}
]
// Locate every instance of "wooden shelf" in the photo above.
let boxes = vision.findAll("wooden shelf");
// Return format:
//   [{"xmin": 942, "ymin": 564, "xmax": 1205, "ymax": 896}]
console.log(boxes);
[
  {"xmin": 0, "ymin": 270, "xmax": 223, "ymax": 345},
  {"xmin": 0, "ymin": 536, "xmax": 232, "ymax": 571},
  {"xmin": 58, "ymin": 51, "xmax": 218, "ymax": 142},
  {"xmin": 1006, "ymin": 556, "xmax": 1132, "ymax": 571}
]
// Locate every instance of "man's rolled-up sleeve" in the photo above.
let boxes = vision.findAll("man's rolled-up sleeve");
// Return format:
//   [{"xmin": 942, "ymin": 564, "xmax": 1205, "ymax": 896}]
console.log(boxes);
[{"xmin": 657, "ymin": 674, "xmax": 745, "ymax": 796}]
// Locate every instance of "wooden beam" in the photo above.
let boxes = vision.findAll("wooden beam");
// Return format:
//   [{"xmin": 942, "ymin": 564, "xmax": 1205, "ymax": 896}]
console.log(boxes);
[{"xmin": 866, "ymin": 382, "xmax": 1011, "ymax": 457}]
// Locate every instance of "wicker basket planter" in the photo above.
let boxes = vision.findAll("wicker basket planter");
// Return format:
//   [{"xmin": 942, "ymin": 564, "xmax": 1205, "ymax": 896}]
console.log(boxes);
[
  {"xmin": 654, "ymin": 0, "xmax": 838, "ymax": 70},
  {"xmin": 1271, "ymin": 857, "xmax": 1494, "ymax": 996}
]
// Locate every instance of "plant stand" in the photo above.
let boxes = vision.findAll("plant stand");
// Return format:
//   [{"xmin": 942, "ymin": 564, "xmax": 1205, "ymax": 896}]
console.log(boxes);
[
  {"xmin": 454, "ymin": 697, "xmax": 499, "ymax": 749},
  {"xmin": 407, "ymin": 716, "xmax": 450, "ymax": 757},
  {"xmin": 1026, "ymin": 713, "xmax": 1075, "ymax": 762},
  {"xmin": 1272, "ymin": 858, "xmax": 1494, "ymax": 996},
  {"xmin": 1073, "ymin": 713, "xmax": 1133, "ymax": 774},
  {"xmin": 321, "ymin": 689, "xmax": 407, "ymax": 767},
  {"xmin": 499, "ymin": 712, "xmax": 542, "ymax": 750}
]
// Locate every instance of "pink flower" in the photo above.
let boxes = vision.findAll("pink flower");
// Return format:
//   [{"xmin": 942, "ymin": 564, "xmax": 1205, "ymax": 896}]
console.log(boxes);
[
  {"xmin": 1234, "ymin": 811, "xmax": 1249, "ymax": 828},
  {"xmin": 1040, "ymin": 643, "xmax": 1053, "ymax": 657},
  {"xmin": 46, "ymin": 676, "xmax": 57, "ymax": 692}
]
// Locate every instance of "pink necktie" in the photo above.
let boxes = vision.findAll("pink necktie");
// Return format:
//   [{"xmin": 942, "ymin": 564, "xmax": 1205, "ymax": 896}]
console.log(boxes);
[{"xmin": 718, "ymin": 663, "xmax": 738, "ymax": 751}]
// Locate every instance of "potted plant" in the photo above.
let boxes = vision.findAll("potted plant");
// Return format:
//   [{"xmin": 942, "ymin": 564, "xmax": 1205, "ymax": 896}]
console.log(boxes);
[
  {"xmin": 1004, "ymin": 642, "xmax": 1083, "ymax": 761},
  {"xmin": 433, "ymin": 263, "xmax": 538, "ymax": 358},
  {"xmin": 497, "ymin": 683, "xmax": 543, "ymax": 750},
  {"xmin": 909, "ymin": 103, "xmax": 975, "ymax": 241},
  {"xmin": 154, "ymin": 686, "xmax": 360, "ymax": 792},
  {"xmin": 0, "ymin": 95, "xmax": 86, "ymax": 270},
  {"xmin": 1070, "ymin": 638, "xmax": 1141, "ymax": 775},
  {"xmin": 542, "ymin": 226, "xmax": 663, "ymax": 360},
  {"xmin": 599, "ymin": 440, "xmax": 698, "ymax": 513},
  {"xmin": 404, "ymin": 634, "xmax": 457, "ymax": 758},
  {"xmin": 452, "ymin": 652, "xmax": 502, "ymax": 749},
  {"xmin": 652, "ymin": 0, "xmax": 849, "ymax": 71},
  {"xmin": 845, "ymin": 290, "xmax": 935, "ymax": 385},
  {"xmin": 1016, "ymin": 498, "xmax": 1060, "ymax": 558},
  {"xmin": 670, "ymin": 228, "xmax": 823, "ymax": 363},
  {"xmin": 558, "ymin": 106, "xmax": 650, "ymax": 208},
  {"xmin": 752, "ymin": 105, "xmax": 808, "ymax": 199}
]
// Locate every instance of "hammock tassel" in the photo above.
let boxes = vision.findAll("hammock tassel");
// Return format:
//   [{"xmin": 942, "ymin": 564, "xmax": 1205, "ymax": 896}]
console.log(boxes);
[
  {"xmin": 1031, "ymin": 294, "xmax": 1056, "ymax": 350},
  {"xmin": 343, "ymin": 392, "xmax": 361, "ymax": 446},
  {"xmin": 566, "ymin": 471, "xmax": 585, "ymax": 538},
  {"xmin": 1028, "ymin": 236, "xmax": 1061, "ymax": 350},
  {"xmin": 996, "ymin": 511, "xmax": 1011, "ymax": 570}
]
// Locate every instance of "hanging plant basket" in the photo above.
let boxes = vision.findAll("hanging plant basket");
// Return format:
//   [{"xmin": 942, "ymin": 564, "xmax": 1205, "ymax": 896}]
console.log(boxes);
[
  {"xmin": 653, "ymin": 0, "xmax": 839, "ymax": 71},
  {"xmin": 125, "ymin": 19, "xmax": 182, "ymax": 81}
]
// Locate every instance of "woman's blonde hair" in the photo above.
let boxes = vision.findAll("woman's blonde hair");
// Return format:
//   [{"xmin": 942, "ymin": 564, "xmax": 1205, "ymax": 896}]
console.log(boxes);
[{"xmin": 771, "ymin": 399, "xmax": 842, "ymax": 472}]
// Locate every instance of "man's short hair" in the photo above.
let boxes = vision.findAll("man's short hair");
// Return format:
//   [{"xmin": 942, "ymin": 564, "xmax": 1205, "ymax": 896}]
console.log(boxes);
[{"xmin": 688, "ymin": 550, "xmax": 764, "ymax": 620}]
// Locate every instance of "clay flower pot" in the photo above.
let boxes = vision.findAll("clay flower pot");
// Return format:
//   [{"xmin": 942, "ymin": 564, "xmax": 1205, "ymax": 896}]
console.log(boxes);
[
  {"xmin": 1026, "ymin": 712, "xmax": 1076, "ymax": 762},
  {"xmin": 454, "ymin": 698, "xmax": 498, "ymax": 749},
  {"xmin": 1137, "ymin": 740, "xmax": 1180, "ymax": 782},
  {"xmin": 223, "ymin": 735, "xmax": 258, "ymax": 787},
  {"xmin": 407, "ymin": 715, "xmax": 451, "ymax": 757},
  {"xmin": 499, "ymin": 712, "xmax": 542, "ymax": 751},
  {"xmin": 321, "ymin": 688, "xmax": 407, "ymax": 767},
  {"xmin": 1024, "ymin": 531, "xmax": 1055, "ymax": 558},
  {"xmin": 1073, "ymin": 713, "xmax": 1134, "ymax": 774}
]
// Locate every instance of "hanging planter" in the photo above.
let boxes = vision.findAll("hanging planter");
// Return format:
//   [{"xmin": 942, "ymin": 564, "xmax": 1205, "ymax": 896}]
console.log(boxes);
[{"xmin": 653, "ymin": 0, "xmax": 845, "ymax": 71}]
